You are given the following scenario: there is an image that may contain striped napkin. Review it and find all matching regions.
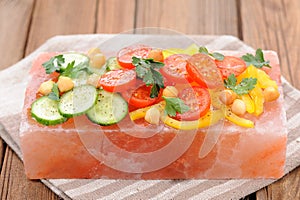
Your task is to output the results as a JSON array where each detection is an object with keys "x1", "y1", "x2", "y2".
[{"x1": 0, "y1": 34, "x2": 299, "y2": 200}]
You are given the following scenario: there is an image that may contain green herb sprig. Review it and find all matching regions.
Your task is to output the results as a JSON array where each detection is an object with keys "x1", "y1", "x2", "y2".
[
  {"x1": 224, "y1": 74, "x2": 257, "y2": 95},
  {"x1": 48, "y1": 83, "x2": 60, "y2": 101},
  {"x1": 132, "y1": 57, "x2": 165, "y2": 98},
  {"x1": 199, "y1": 46, "x2": 224, "y2": 61},
  {"x1": 241, "y1": 48, "x2": 271, "y2": 68},
  {"x1": 163, "y1": 97, "x2": 190, "y2": 117},
  {"x1": 42, "y1": 55, "x2": 65, "y2": 74}
]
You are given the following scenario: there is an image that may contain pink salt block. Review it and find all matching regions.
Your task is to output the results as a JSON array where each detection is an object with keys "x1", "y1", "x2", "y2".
[{"x1": 20, "y1": 51, "x2": 287, "y2": 179}]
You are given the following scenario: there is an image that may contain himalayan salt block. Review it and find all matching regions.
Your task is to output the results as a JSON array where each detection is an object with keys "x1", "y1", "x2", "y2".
[{"x1": 20, "y1": 51, "x2": 287, "y2": 179}]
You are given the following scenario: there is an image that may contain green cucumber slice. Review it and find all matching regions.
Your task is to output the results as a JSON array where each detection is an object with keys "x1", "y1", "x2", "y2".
[
  {"x1": 31, "y1": 96, "x2": 66, "y2": 126},
  {"x1": 106, "y1": 57, "x2": 122, "y2": 71},
  {"x1": 87, "y1": 90, "x2": 128, "y2": 126},
  {"x1": 60, "y1": 53, "x2": 89, "y2": 71},
  {"x1": 58, "y1": 85, "x2": 98, "y2": 117}
]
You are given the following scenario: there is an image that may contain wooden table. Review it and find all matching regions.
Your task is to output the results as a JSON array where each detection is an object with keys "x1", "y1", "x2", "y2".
[{"x1": 0, "y1": 0, "x2": 299, "y2": 199}]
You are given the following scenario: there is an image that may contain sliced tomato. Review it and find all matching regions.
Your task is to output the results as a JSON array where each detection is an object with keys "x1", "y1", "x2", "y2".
[
  {"x1": 175, "y1": 86, "x2": 211, "y2": 121},
  {"x1": 186, "y1": 53, "x2": 223, "y2": 89},
  {"x1": 160, "y1": 54, "x2": 193, "y2": 83},
  {"x1": 117, "y1": 44, "x2": 152, "y2": 69},
  {"x1": 99, "y1": 69, "x2": 136, "y2": 92},
  {"x1": 215, "y1": 56, "x2": 247, "y2": 79},
  {"x1": 122, "y1": 82, "x2": 160, "y2": 108}
]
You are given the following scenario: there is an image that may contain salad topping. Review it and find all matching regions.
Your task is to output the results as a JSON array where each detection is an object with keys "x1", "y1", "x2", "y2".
[{"x1": 30, "y1": 44, "x2": 280, "y2": 130}]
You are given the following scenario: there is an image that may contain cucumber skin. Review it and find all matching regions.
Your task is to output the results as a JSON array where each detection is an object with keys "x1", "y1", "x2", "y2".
[
  {"x1": 58, "y1": 85, "x2": 98, "y2": 118},
  {"x1": 106, "y1": 57, "x2": 122, "y2": 71},
  {"x1": 31, "y1": 97, "x2": 66, "y2": 126},
  {"x1": 86, "y1": 90, "x2": 128, "y2": 126}
]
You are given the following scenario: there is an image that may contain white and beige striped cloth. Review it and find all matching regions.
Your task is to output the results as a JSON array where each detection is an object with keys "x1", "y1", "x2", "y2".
[{"x1": 0, "y1": 34, "x2": 299, "y2": 200}]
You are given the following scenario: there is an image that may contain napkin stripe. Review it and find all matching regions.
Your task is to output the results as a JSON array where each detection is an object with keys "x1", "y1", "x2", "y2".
[
  {"x1": 148, "y1": 180, "x2": 207, "y2": 200},
  {"x1": 98, "y1": 180, "x2": 161, "y2": 200},
  {"x1": 66, "y1": 179, "x2": 116, "y2": 197},
  {"x1": 188, "y1": 180, "x2": 248, "y2": 200}
]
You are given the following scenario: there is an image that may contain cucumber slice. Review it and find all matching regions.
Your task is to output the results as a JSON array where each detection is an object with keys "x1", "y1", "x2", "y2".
[
  {"x1": 87, "y1": 90, "x2": 128, "y2": 126},
  {"x1": 106, "y1": 57, "x2": 122, "y2": 71},
  {"x1": 31, "y1": 96, "x2": 66, "y2": 126},
  {"x1": 60, "y1": 53, "x2": 89, "y2": 71},
  {"x1": 58, "y1": 85, "x2": 98, "y2": 117}
]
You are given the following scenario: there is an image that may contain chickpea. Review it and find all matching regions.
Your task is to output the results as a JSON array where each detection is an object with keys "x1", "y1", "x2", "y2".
[
  {"x1": 163, "y1": 86, "x2": 178, "y2": 97},
  {"x1": 231, "y1": 99, "x2": 247, "y2": 116},
  {"x1": 219, "y1": 89, "x2": 237, "y2": 105},
  {"x1": 148, "y1": 49, "x2": 164, "y2": 62},
  {"x1": 87, "y1": 47, "x2": 101, "y2": 58},
  {"x1": 90, "y1": 53, "x2": 106, "y2": 68},
  {"x1": 38, "y1": 80, "x2": 54, "y2": 95},
  {"x1": 57, "y1": 76, "x2": 74, "y2": 92},
  {"x1": 263, "y1": 86, "x2": 280, "y2": 102},
  {"x1": 87, "y1": 73, "x2": 101, "y2": 88},
  {"x1": 145, "y1": 107, "x2": 161, "y2": 125}
]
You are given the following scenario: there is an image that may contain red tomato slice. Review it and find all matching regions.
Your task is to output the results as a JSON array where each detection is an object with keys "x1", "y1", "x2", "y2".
[
  {"x1": 175, "y1": 86, "x2": 211, "y2": 121},
  {"x1": 117, "y1": 44, "x2": 152, "y2": 69},
  {"x1": 99, "y1": 69, "x2": 136, "y2": 92},
  {"x1": 186, "y1": 53, "x2": 223, "y2": 89},
  {"x1": 215, "y1": 56, "x2": 247, "y2": 79},
  {"x1": 122, "y1": 83, "x2": 160, "y2": 108},
  {"x1": 160, "y1": 54, "x2": 193, "y2": 83}
]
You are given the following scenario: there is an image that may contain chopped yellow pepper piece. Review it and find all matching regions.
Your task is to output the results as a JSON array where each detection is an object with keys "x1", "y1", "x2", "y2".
[
  {"x1": 240, "y1": 94, "x2": 255, "y2": 114},
  {"x1": 129, "y1": 101, "x2": 165, "y2": 121},
  {"x1": 249, "y1": 86, "x2": 264, "y2": 116},
  {"x1": 256, "y1": 69, "x2": 278, "y2": 89},
  {"x1": 162, "y1": 44, "x2": 199, "y2": 58},
  {"x1": 224, "y1": 107, "x2": 254, "y2": 128},
  {"x1": 161, "y1": 110, "x2": 224, "y2": 130}
]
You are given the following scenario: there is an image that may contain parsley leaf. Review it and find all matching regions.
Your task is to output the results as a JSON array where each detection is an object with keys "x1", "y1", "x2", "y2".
[
  {"x1": 199, "y1": 46, "x2": 224, "y2": 61},
  {"x1": 241, "y1": 48, "x2": 271, "y2": 68},
  {"x1": 132, "y1": 57, "x2": 165, "y2": 98},
  {"x1": 42, "y1": 55, "x2": 65, "y2": 74},
  {"x1": 163, "y1": 97, "x2": 190, "y2": 117},
  {"x1": 61, "y1": 61, "x2": 91, "y2": 78},
  {"x1": 224, "y1": 74, "x2": 257, "y2": 95},
  {"x1": 48, "y1": 83, "x2": 60, "y2": 101}
]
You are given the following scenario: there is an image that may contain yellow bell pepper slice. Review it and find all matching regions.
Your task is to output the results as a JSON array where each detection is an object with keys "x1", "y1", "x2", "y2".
[
  {"x1": 129, "y1": 101, "x2": 165, "y2": 121},
  {"x1": 249, "y1": 86, "x2": 264, "y2": 116},
  {"x1": 224, "y1": 107, "x2": 254, "y2": 128},
  {"x1": 162, "y1": 44, "x2": 200, "y2": 58},
  {"x1": 256, "y1": 69, "x2": 278, "y2": 89},
  {"x1": 240, "y1": 94, "x2": 255, "y2": 114},
  {"x1": 209, "y1": 89, "x2": 224, "y2": 109},
  {"x1": 237, "y1": 65, "x2": 258, "y2": 83},
  {"x1": 161, "y1": 110, "x2": 224, "y2": 130}
]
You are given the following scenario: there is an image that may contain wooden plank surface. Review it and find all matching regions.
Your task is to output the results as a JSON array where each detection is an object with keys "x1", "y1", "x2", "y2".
[
  {"x1": 97, "y1": 0, "x2": 136, "y2": 33},
  {"x1": 0, "y1": 0, "x2": 34, "y2": 70},
  {"x1": 135, "y1": 0, "x2": 239, "y2": 36},
  {"x1": 0, "y1": 0, "x2": 299, "y2": 199},
  {"x1": 25, "y1": 0, "x2": 97, "y2": 55}
]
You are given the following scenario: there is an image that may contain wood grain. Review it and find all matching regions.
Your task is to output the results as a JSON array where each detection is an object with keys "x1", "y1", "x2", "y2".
[
  {"x1": 241, "y1": 0, "x2": 300, "y2": 89},
  {"x1": 25, "y1": 0, "x2": 97, "y2": 55},
  {"x1": 0, "y1": 0, "x2": 34, "y2": 70},
  {"x1": 256, "y1": 168, "x2": 300, "y2": 200},
  {"x1": 0, "y1": 148, "x2": 60, "y2": 200},
  {"x1": 0, "y1": 139, "x2": 5, "y2": 170},
  {"x1": 97, "y1": 0, "x2": 136, "y2": 33},
  {"x1": 135, "y1": 0, "x2": 239, "y2": 36}
]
